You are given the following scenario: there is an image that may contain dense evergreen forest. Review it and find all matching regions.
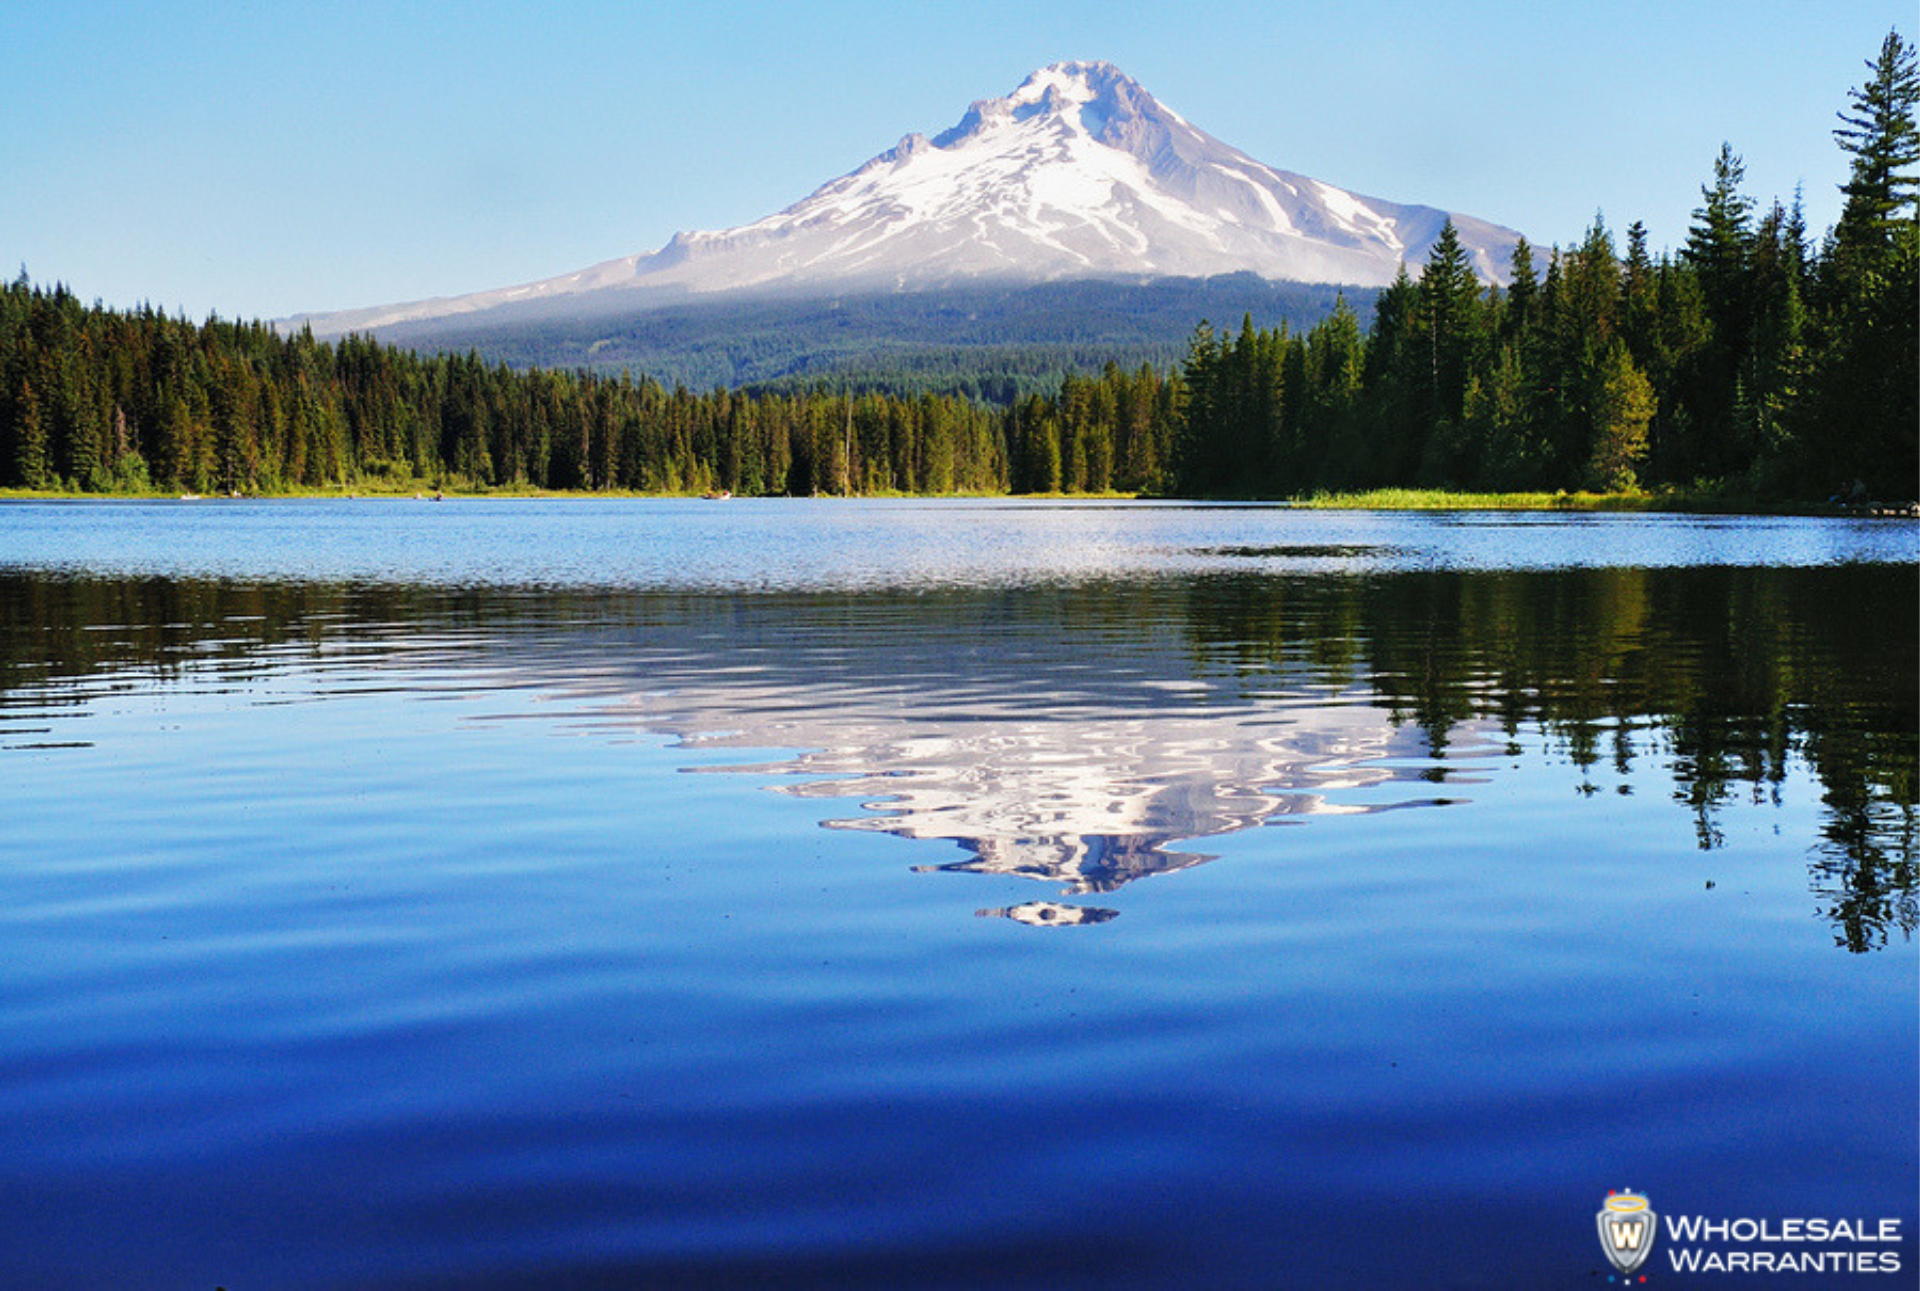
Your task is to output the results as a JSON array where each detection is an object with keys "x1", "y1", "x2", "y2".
[{"x1": 3, "y1": 31, "x2": 1913, "y2": 501}]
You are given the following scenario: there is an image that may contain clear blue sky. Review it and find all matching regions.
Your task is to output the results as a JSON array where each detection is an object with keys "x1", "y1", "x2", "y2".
[{"x1": 2, "y1": 0, "x2": 1907, "y2": 320}]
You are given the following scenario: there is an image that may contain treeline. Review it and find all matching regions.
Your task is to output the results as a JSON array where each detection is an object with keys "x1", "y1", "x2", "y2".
[
  {"x1": 741, "y1": 342, "x2": 1191, "y2": 404},
  {"x1": 0, "y1": 295, "x2": 1013, "y2": 496},
  {"x1": 2, "y1": 30, "x2": 1912, "y2": 500}
]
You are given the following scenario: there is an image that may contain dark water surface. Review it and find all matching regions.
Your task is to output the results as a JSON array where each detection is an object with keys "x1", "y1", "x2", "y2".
[{"x1": 1, "y1": 500, "x2": 1914, "y2": 1288}]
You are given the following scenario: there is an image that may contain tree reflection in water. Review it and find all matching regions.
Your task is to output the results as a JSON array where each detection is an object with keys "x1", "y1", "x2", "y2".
[{"x1": 1, "y1": 561, "x2": 1911, "y2": 947}]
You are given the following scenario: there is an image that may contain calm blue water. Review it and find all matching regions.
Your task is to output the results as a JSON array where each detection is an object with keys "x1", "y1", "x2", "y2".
[{"x1": 1, "y1": 500, "x2": 1914, "y2": 1289}]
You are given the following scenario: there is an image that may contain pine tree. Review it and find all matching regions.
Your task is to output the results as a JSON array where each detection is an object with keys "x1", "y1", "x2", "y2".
[
  {"x1": 1502, "y1": 236, "x2": 1538, "y2": 346},
  {"x1": 1646, "y1": 256, "x2": 1710, "y2": 486},
  {"x1": 1415, "y1": 219, "x2": 1484, "y2": 437},
  {"x1": 1831, "y1": 30, "x2": 1920, "y2": 272},
  {"x1": 1354, "y1": 264, "x2": 1422, "y2": 485},
  {"x1": 1463, "y1": 343, "x2": 1534, "y2": 487},
  {"x1": 1677, "y1": 145, "x2": 1757, "y2": 481},
  {"x1": 1175, "y1": 320, "x2": 1221, "y2": 491},
  {"x1": 1809, "y1": 28, "x2": 1920, "y2": 497},
  {"x1": 1685, "y1": 145, "x2": 1757, "y2": 325},
  {"x1": 1621, "y1": 222, "x2": 1659, "y2": 362},
  {"x1": 1537, "y1": 217, "x2": 1626, "y2": 481},
  {"x1": 1742, "y1": 202, "x2": 1810, "y2": 477},
  {"x1": 1586, "y1": 341, "x2": 1656, "y2": 491},
  {"x1": 13, "y1": 374, "x2": 50, "y2": 489}
]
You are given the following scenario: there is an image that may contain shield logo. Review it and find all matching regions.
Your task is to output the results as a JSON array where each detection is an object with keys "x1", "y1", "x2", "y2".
[{"x1": 1597, "y1": 1192, "x2": 1657, "y2": 1274}]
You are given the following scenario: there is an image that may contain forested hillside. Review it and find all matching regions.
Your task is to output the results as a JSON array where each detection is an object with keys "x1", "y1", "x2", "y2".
[
  {"x1": 3, "y1": 31, "x2": 1912, "y2": 501},
  {"x1": 365, "y1": 275, "x2": 1366, "y2": 398}
]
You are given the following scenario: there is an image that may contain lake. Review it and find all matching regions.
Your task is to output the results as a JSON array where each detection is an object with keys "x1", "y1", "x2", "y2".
[{"x1": 1, "y1": 499, "x2": 1914, "y2": 1289}]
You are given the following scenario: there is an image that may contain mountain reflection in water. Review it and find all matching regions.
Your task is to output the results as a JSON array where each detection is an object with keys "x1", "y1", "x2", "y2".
[
  {"x1": 1, "y1": 562, "x2": 1912, "y2": 947},
  {"x1": 620, "y1": 664, "x2": 1469, "y2": 922}
]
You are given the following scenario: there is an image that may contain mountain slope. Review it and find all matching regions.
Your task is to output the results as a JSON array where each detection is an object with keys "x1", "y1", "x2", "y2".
[
  {"x1": 287, "y1": 62, "x2": 1523, "y2": 340},
  {"x1": 368, "y1": 275, "x2": 1374, "y2": 397}
]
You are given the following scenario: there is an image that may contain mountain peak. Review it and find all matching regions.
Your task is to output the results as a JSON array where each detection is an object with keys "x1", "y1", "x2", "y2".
[
  {"x1": 283, "y1": 63, "x2": 1525, "y2": 338},
  {"x1": 933, "y1": 60, "x2": 1171, "y2": 152},
  {"x1": 1011, "y1": 60, "x2": 1141, "y2": 104}
]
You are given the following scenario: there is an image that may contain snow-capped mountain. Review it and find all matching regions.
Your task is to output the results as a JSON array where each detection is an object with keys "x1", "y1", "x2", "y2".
[{"x1": 289, "y1": 62, "x2": 1523, "y2": 338}]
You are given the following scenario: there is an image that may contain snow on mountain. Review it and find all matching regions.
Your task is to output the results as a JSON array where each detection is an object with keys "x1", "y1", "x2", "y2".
[{"x1": 288, "y1": 62, "x2": 1523, "y2": 337}]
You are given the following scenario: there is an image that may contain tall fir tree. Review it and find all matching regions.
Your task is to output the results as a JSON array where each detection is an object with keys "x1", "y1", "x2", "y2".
[
  {"x1": 1676, "y1": 144, "x2": 1757, "y2": 482},
  {"x1": 1414, "y1": 220, "x2": 1485, "y2": 444},
  {"x1": 1831, "y1": 30, "x2": 1920, "y2": 271},
  {"x1": 1809, "y1": 28, "x2": 1919, "y2": 496}
]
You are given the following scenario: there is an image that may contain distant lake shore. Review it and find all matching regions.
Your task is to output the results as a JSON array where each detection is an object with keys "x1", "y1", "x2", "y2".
[{"x1": 2, "y1": 484, "x2": 1907, "y2": 517}]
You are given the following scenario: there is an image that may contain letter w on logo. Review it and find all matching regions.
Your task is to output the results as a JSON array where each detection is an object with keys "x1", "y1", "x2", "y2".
[{"x1": 1605, "y1": 1218, "x2": 1647, "y2": 1251}]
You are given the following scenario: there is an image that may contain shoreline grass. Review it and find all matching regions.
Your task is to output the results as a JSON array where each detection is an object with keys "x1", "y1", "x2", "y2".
[
  {"x1": 0, "y1": 483, "x2": 1891, "y2": 516},
  {"x1": 1288, "y1": 486, "x2": 1917, "y2": 515},
  {"x1": 1294, "y1": 487, "x2": 1673, "y2": 511}
]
